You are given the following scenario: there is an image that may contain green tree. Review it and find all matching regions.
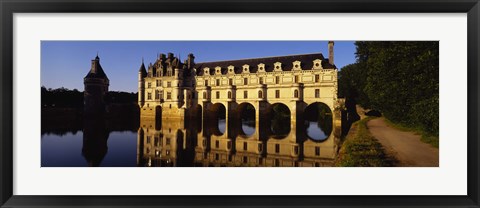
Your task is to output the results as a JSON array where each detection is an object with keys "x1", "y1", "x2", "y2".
[{"x1": 355, "y1": 41, "x2": 439, "y2": 135}]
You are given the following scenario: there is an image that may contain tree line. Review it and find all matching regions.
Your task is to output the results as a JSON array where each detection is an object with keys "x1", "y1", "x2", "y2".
[
  {"x1": 41, "y1": 86, "x2": 138, "y2": 108},
  {"x1": 339, "y1": 41, "x2": 439, "y2": 135}
]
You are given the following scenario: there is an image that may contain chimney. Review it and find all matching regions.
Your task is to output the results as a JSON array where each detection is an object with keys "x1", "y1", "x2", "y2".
[{"x1": 328, "y1": 41, "x2": 334, "y2": 65}]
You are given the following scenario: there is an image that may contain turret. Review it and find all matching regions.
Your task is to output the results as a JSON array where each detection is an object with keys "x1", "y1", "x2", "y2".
[
  {"x1": 138, "y1": 59, "x2": 147, "y2": 107},
  {"x1": 84, "y1": 55, "x2": 109, "y2": 116}
]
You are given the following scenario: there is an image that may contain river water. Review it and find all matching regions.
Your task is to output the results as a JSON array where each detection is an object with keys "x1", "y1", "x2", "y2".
[{"x1": 41, "y1": 115, "x2": 336, "y2": 167}]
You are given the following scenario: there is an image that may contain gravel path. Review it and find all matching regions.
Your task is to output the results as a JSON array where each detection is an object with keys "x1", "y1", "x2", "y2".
[{"x1": 367, "y1": 118, "x2": 439, "y2": 167}]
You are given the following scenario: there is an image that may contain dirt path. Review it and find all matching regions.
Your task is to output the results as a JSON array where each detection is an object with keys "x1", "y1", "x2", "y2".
[{"x1": 366, "y1": 118, "x2": 439, "y2": 167}]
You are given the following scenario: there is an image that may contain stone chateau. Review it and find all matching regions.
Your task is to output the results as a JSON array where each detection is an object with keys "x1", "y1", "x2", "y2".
[{"x1": 138, "y1": 41, "x2": 341, "y2": 132}]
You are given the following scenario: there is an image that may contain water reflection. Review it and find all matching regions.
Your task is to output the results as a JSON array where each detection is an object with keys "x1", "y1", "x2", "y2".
[
  {"x1": 138, "y1": 112, "x2": 338, "y2": 167},
  {"x1": 41, "y1": 110, "x2": 337, "y2": 167}
]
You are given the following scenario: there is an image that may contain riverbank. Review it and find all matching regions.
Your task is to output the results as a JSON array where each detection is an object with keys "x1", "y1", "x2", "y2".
[
  {"x1": 42, "y1": 103, "x2": 140, "y2": 135},
  {"x1": 335, "y1": 117, "x2": 395, "y2": 167}
]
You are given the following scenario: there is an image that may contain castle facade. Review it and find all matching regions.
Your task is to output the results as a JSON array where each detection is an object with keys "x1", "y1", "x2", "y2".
[{"x1": 138, "y1": 42, "x2": 340, "y2": 130}]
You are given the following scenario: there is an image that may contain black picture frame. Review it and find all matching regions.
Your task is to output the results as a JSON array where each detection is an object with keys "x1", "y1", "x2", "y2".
[{"x1": 1, "y1": 0, "x2": 479, "y2": 207}]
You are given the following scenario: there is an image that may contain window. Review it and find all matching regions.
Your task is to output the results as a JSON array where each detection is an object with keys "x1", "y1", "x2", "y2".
[
  {"x1": 159, "y1": 91, "x2": 163, "y2": 99},
  {"x1": 148, "y1": 82, "x2": 151, "y2": 88},
  {"x1": 203, "y1": 92, "x2": 207, "y2": 99},
  {"x1": 216, "y1": 79, "x2": 220, "y2": 86},
  {"x1": 215, "y1": 154, "x2": 219, "y2": 161},
  {"x1": 228, "y1": 91, "x2": 232, "y2": 99},
  {"x1": 216, "y1": 91, "x2": 220, "y2": 99},
  {"x1": 275, "y1": 90, "x2": 280, "y2": 98},
  {"x1": 258, "y1": 143, "x2": 263, "y2": 152},
  {"x1": 167, "y1": 92, "x2": 172, "y2": 100},
  {"x1": 274, "y1": 159, "x2": 280, "y2": 167},
  {"x1": 244, "y1": 91, "x2": 248, "y2": 99},
  {"x1": 204, "y1": 80, "x2": 208, "y2": 86},
  {"x1": 227, "y1": 141, "x2": 232, "y2": 149},
  {"x1": 243, "y1": 156, "x2": 247, "y2": 163},
  {"x1": 147, "y1": 93, "x2": 152, "y2": 100},
  {"x1": 294, "y1": 146, "x2": 299, "y2": 155},
  {"x1": 154, "y1": 136, "x2": 159, "y2": 146},
  {"x1": 167, "y1": 82, "x2": 171, "y2": 87},
  {"x1": 243, "y1": 78, "x2": 248, "y2": 85},
  {"x1": 275, "y1": 144, "x2": 280, "y2": 153},
  {"x1": 229, "y1": 78, "x2": 233, "y2": 85},
  {"x1": 146, "y1": 136, "x2": 151, "y2": 144},
  {"x1": 156, "y1": 80, "x2": 161, "y2": 87},
  {"x1": 215, "y1": 140, "x2": 219, "y2": 148},
  {"x1": 315, "y1": 89, "x2": 320, "y2": 98},
  {"x1": 275, "y1": 76, "x2": 280, "y2": 84},
  {"x1": 315, "y1": 147, "x2": 320, "y2": 156},
  {"x1": 258, "y1": 90, "x2": 263, "y2": 99},
  {"x1": 315, "y1": 74, "x2": 320, "y2": 82},
  {"x1": 295, "y1": 75, "x2": 299, "y2": 83},
  {"x1": 294, "y1": 90, "x2": 299, "y2": 98},
  {"x1": 166, "y1": 150, "x2": 170, "y2": 155},
  {"x1": 166, "y1": 138, "x2": 171, "y2": 145},
  {"x1": 243, "y1": 142, "x2": 247, "y2": 150},
  {"x1": 259, "y1": 77, "x2": 263, "y2": 84},
  {"x1": 155, "y1": 90, "x2": 159, "y2": 100}
]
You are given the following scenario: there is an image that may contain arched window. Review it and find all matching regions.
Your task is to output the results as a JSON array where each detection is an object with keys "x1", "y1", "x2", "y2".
[
  {"x1": 228, "y1": 91, "x2": 232, "y2": 99},
  {"x1": 258, "y1": 90, "x2": 263, "y2": 98},
  {"x1": 294, "y1": 90, "x2": 299, "y2": 98}
]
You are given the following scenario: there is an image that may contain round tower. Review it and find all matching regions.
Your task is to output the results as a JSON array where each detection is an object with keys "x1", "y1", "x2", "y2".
[{"x1": 84, "y1": 55, "x2": 109, "y2": 116}]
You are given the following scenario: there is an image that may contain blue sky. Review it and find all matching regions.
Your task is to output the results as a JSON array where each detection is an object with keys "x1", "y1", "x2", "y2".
[{"x1": 41, "y1": 41, "x2": 356, "y2": 93}]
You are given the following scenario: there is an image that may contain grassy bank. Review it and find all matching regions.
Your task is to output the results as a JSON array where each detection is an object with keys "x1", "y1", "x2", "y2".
[
  {"x1": 382, "y1": 118, "x2": 439, "y2": 148},
  {"x1": 336, "y1": 117, "x2": 394, "y2": 167}
]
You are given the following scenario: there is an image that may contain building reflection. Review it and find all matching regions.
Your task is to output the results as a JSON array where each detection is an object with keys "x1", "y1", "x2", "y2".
[
  {"x1": 82, "y1": 117, "x2": 109, "y2": 167},
  {"x1": 137, "y1": 115, "x2": 339, "y2": 167}
]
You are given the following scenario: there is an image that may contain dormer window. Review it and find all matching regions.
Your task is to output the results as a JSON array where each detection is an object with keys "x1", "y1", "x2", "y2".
[
  {"x1": 274, "y1": 62, "x2": 282, "y2": 71},
  {"x1": 243, "y1": 64, "x2": 250, "y2": 73},
  {"x1": 313, "y1": 59, "x2": 323, "y2": 70},
  {"x1": 228, "y1": 65, "x2": 235, "y2": 74},
  {"x1": 258, "y1": 63, "x2": 266, "y2": 72},
  {"x1": 292, "y1": 61, "x2": 302, "y2": 70},
  {"x1": 204, "y1": 67, "x2": 210, "y2": 76},
  {"x1": 215, "y1": 66, "x2": 222, "y2": 75}
]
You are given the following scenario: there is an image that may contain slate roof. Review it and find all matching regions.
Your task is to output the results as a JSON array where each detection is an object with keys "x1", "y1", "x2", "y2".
[
  {"x1": 85, "y1": 56, "x2": 109, "y2": 80},
  {"x1": 138, "y1": 62, "x2": 147, "y2": 77},
  {"x1": 193, "y1": 53, "x2": 335, "y2": 76}
]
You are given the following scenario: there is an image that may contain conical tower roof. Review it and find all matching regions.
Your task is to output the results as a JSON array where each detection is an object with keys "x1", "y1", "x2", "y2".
[
  {"x1": 139, "y1": 58, "x2": 147, "y2": 77},
  {"x1": 85, "y1": 55, "x2": 109, "y2": 80}
]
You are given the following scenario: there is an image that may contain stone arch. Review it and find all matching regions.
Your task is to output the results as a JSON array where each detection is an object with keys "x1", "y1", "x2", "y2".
[
  {"x1": 237, "y1": 102, "x2": 256, "y2": 136},
  {"x1": 303, "y1": 102, "x2": 333, "y2": 142},
  {"x1": 209, "y1": 103, "x2": 226, "y2": 135},
  {"x1": 267, "y1": 103, "x2": 291, "y2": 138}
]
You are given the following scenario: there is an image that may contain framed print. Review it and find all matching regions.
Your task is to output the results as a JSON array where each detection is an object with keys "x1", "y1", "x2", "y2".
[{"x1": 1, "y1": 0, "x2": 479, "y2": 207}]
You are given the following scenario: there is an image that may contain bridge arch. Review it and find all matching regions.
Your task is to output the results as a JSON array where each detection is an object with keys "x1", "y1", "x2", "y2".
[
  {"x1": 209, "y1": 102, "x2": 226, "y2": 136},
  {"x1": 267, "y1": 103, "x2": 291, "y2": 138},
  {"x1": 237, "y1": 102, "x2": 256, "y2": 136},
  {"x1": 304, "y1": 102, "x2": 333, "y2": 142}
]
